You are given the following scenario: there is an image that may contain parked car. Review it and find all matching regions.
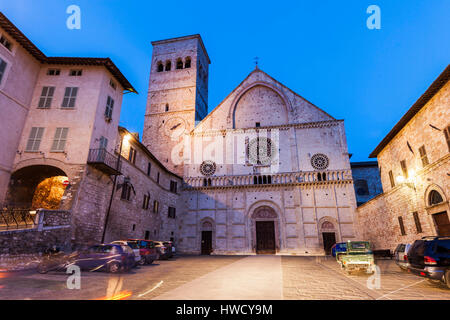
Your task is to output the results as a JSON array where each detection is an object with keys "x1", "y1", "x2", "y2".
[
  {"x1": 407, "y1": 236, "x2": 450, "y2": 288},
  {"x1": 151, "y1": 241, "x2": 171, "y2": 260},
  {"x1": 111, "y1": 240, "x2": 143, "y2": 266},
  {"x1": 38, "y1": 244, "x2": 135, "y2": 273},
  {"x1": 394, "y1": 243, "x2": 412, "y2": 271},
  {"x1": 162, "y1": 241, "x2": 175, "y2": 258},
  {"x1": 337, "y1": 241, "x2": 375, "y2": 274},
  {"x1": 331, "y1": 242, "x2": 347, "y2": 259},
  {"x1": 127, "y1": 239, "x2": 159, "y2": 265}
]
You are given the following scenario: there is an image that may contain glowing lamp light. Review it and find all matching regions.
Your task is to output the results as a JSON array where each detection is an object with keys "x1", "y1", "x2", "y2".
[
  {"x1": 29, "y1": 210, "x2": 37, "y2": 215},
  {"x1": 123, "y1": 134, "x2": 132, "y2": 143},
  {"x1": 396, "y1": 175, "x2": 406, "y2": 184}
]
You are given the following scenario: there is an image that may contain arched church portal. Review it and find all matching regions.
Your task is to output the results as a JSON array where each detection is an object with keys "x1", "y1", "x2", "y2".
[
  {"x1": 251, "y1": 206, "x2": 279, "y2": 254},
  {"x1": 319, "y1": 220, "x2": 338, "y2": 255}
]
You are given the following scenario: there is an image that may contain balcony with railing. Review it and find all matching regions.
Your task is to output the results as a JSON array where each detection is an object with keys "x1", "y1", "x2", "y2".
[
  {"x1": 183, "y1": 169, "x2": 353, "y2": 189},
  {"x1": 87, "y1": 148, "x2": 121, "y2": 175}
]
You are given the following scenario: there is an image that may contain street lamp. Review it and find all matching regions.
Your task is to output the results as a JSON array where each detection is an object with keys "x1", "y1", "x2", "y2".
[
  {"x1": 396, "y1": 172, "x2": 416, "y2": 190},
  {"x1": 101, "y1": 132, "x2": 132, "y2": 243}
]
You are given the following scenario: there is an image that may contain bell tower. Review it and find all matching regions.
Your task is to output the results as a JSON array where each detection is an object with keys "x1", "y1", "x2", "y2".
[{"x1": 142, "y1": 34, "x2": 210, "y2": 176}]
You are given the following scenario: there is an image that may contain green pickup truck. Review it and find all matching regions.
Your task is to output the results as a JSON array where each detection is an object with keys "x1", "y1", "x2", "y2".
[{"x1": 337, "y1": 241, "x2": 375, "y2": 274}]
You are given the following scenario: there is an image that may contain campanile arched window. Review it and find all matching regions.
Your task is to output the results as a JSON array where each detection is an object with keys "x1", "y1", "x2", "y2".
[
  {"x1": 176, "y1": 58, "x2": 183, "y2": 69},
  {"x1": 185, "y1": 57, "x2": 191, "y2": 68},
  {"x1": 165, "y1": 60, "x2": 172, "y2": 71},
  {"x1": 157, "y1": 61, "x2": 164, "y2": 72}
]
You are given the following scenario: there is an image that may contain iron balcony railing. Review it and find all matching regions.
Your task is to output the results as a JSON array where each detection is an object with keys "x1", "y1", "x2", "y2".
[
  {"x1": 0, "y1": 208, "x2": 39, "y2": 231},
  {"x1": 87, "y1": 148, "x2": 122, "y2": 175}
]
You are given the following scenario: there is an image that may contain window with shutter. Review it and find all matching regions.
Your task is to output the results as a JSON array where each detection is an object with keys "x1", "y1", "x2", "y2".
[
  {"x1": 388, "y1": 170, "x2": 395, "y2": 188},
  {"x1": 418, "y1": 145, "x2": 429, "y2": 167},
  {"x1": 0, "y1": 58, "x2": 7, "y2": 84},
  {"x1": 62, "y1": 87, "x2": 78, "y2": 108},
  {"x1": 105, "y1": 96, "x2": 114, "y2": 120},
  {"x1": 51, "y1": 128, "x2": 68, "y2": 152},
  {"x1": 398, "y1": 216, "x2": 406, "y2": 236},
  {"x1": 26, "y1": 127, "x2": 44, "y2": 152},
  {"x1": 400, "y1": 160, "x2": 408, "y2": 179},
  {"x1": 38, "y1": 86, "x2": 55, "y2": 109},
  {"x1": 444, "y1": 126, "x2": 450, "y2": 153}
]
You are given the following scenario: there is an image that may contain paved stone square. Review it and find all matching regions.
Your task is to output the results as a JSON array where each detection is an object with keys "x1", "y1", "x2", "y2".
[{"x1": 0, "y1": 255, "x2": 449, "y2": 300}]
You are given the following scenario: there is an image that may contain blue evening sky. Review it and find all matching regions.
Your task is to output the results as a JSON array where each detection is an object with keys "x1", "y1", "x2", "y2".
[{"x1": 2, "y1": 1, "x2": 449, "y2": 161}]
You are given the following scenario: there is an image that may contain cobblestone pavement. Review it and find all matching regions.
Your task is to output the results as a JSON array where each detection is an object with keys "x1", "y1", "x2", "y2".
[
  {"x1": 0, "y1": 255, "x2": 449, "y2": 300},
  {"x1": 282, "y1": 256, "x2": 450, "y2": 300}
]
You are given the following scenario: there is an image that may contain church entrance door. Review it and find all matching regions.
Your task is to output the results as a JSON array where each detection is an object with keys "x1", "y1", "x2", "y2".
[
  {"x1": 322, "y1": 232, "x2": 336, "y2": 255},
  {"x1": 256, "y1": 221, "x2": 276, "y2": 254},
  {"x1": 201, "y1": 231, "x2": 212, "y2": 255}
]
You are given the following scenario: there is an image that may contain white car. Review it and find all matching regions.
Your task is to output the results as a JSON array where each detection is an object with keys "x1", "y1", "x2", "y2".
[
  {"x1": 111, "y1": 240, "x2": 142, "y2": 265},
  {"x1": 394, "y1": 243, "x2": 412, "y2": 271}
]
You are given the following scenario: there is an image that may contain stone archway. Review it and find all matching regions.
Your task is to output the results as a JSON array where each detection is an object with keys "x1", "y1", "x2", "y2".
[
  {"x1": 251, "y1": 206, "x2": 279, "y2": 254},
  {"x1": 6, "y1": 165, "x2": 69, "y2": 209}
]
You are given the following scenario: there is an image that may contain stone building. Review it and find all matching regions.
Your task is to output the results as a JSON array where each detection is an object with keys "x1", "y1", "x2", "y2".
[
  {"x1": 144, "y1": 35, "x2": 359, "y2": 255},
  {"x1": 356, "y1": 65, "x2": 450, "y2": 251},
  {"x1": 0, "y1": 12, "x2": 182, "y2": 249},
  {"x1": 350, "y1": 161, "x2": 383, "y2": 206}
]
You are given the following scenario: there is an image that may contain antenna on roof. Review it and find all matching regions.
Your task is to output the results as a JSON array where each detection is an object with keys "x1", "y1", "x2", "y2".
[{"x1": 254, "y1": 56, "x2": 259, "y2": 69}]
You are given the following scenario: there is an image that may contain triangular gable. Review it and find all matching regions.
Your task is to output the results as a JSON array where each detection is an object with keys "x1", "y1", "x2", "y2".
[{"x1": 193, "y1": 68, "x2": 335, "y2": 133}]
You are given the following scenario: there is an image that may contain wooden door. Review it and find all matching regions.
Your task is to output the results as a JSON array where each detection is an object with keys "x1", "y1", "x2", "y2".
[
  {"x1": 201, "y1": 231, "x2": 212, "y2": 255},
  {"x1": 322, "y1": 232, "x2": 336, "y2": 255},
  {"x1": 433, "y1": 212, "x2": 450, "y2": 236},
  {"x1": 256, "y1": 221, "x2": 276, "y2": 254}
]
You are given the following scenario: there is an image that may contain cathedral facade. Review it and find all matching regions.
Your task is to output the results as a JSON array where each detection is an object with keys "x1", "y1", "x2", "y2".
[{"x1": 143, "y1": 35, "x2": 359, "y2": 255}]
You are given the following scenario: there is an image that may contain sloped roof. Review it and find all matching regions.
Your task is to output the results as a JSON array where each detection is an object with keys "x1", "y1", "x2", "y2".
[
  {"x1": 0, "y1": 11, "x2": 137, "y2": 93},
  {"x1": 369, "y1": 65, "x2": 450, "y2": 158}
]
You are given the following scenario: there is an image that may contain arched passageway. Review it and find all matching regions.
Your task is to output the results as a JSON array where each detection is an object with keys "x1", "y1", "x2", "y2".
[{"x1": 6, "y1": 165, "x2": 68, "y2": 209}]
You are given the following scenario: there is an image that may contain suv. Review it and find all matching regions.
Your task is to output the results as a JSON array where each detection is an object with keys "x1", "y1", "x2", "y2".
[
  {"x1": 407, "y1": 236, "x2": 450, "y2": 288},
  {"x1": 111, "y1": 240, "x2": 143, "y2": 266},
  {"x1": 338, "y1": 241, "x2": 375, "y2": 274},
  {"x1": 127, "y1": 239, "x2": 159, "y2": 265},
  {"x1": 394, "y1": 243, "x2": 412, "y2": 271}
]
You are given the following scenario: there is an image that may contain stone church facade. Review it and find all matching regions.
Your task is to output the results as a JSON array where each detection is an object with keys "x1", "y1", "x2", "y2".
[{"x1": 143, "y1": 35, "x2": 359, "y2": 255}]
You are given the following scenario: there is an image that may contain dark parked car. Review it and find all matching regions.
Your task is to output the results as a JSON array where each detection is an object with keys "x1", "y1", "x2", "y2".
[
  {"x1": 152, "y1": 241, "x2": 171, "y2": 260},
  {"x1": 407, "y1": 236, "x2": 450, "y2": 288},
  {"x1": 37, "y1": 244, "x2": 135, "y2": 273},
  {"x1": 127, "y1": 239, "x2": 159, "y2": 265}
]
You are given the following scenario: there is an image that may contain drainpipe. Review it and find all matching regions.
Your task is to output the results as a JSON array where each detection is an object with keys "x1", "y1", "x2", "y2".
[{"x1": 101, "y1": 134, "x2": 125, "y2": 243}]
